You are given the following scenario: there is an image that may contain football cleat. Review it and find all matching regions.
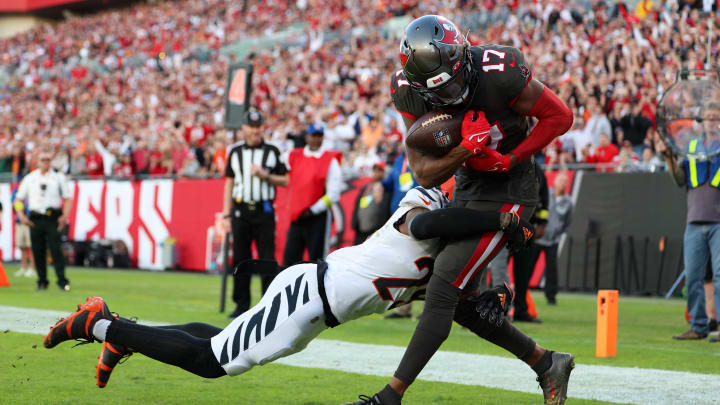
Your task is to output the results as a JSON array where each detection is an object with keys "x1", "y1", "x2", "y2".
[
  {"x1": 342, "y1": 394, "x2": 386, "y2": 405},
  {"x1": 96, "y1": 315, "x2": 135, "y2": 388},
  {"x1": 96, "y1": 341, "x2": 132, "y2": 388},
  {"x1": 537, "y1": 352, "x2": 575, "y2": 405},
  {"x1": 43, "y1": 296, "x2": 113, "y2": 349}
]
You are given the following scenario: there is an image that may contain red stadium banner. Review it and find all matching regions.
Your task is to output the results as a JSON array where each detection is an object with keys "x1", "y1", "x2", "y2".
[
  {"x1": 0, "y1": 0, "x2": 85, "y2": 12},
  {"x1": 0, "y1": 178, "x2": 365, "y2": 271}
]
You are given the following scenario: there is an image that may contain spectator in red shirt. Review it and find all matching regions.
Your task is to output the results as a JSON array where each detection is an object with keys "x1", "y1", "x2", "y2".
[
  {"x1": 85, "y1": 143, "x2": 104, "y2": 177},
  {"x1": 114, "y1": 152, "x2": 135, "y2": 178},
  {"x1": 148, "y1": 152, "x2": 168, "y2": 176},
  {"x1": 133, "y1": 141, "x2": 150, "y2": 173},
  {"x1": 586, "y1": 133, "x2": 619, "y2": 172}
]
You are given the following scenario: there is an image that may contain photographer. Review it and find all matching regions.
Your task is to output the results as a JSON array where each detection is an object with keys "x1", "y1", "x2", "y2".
[{"x1": 659, "y1": 102, "x2": 720, "y2": 341}]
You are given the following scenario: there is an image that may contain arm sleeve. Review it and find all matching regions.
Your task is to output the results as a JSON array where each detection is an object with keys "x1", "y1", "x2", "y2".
[
  {"x1": 224, "y1": 148, "x2": 235, "y2": 178},
  {"x1": 408, "y1": 208, "x2": 503, "y2": 240},
  {"x1": 511, "y1": 86, "x2": 574, "y2": 162},
  {"x1": 270, "y1": 148, "x2": 289, "y2": 175},
  {"x1": 59, "y1": 173, "x2": 72, "y2": 199},
  {"x1": 15, "y1": 175, "x2": 28, "y2": 201},
  {"x1": 309, "y1": 158, "x2": 342, "y2": 214}
]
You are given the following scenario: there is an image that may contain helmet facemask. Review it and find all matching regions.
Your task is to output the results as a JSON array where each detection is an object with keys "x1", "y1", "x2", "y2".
[{"x1": 413, "y1": 49, "x2": 472, "y2": 106}]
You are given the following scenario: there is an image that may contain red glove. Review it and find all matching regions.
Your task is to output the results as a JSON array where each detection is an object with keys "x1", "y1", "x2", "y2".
[
  {"x1": 459, "y1": 110, "x2": 491, "y2": 154},
  {"x1": 466, "y1": 146, "x2": 512, "y2": 172}
]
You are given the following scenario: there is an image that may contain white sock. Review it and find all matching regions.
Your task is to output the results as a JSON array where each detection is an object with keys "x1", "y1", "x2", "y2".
[{"x1": 92, "y1": 319, "x2": 112, "y2": 342}]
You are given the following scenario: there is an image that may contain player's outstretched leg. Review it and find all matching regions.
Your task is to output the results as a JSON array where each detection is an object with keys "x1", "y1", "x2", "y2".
[
  {"x1": 100, "y1": 318, "x2": 227, "y2": 378},
  {"x1": 96, "y1": 321, "x2": 223, "y2": 388},
  {"x1": 44, "y1": 296, "x2": 114, "y2": 348}
]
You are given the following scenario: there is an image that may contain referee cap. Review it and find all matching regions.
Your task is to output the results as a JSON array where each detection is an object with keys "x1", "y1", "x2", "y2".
[{"x1": 243, "y1": 110, "x2": 264, "y2": 127}]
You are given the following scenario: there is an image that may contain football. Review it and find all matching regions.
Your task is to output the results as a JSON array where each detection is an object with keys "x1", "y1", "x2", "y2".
[{"x1": 405, "y1": 110, "x2": 464, "y2": 157}]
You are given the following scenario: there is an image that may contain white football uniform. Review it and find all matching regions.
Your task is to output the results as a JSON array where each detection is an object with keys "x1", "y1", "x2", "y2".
[
  {"x1": 211, "y1": 187, "x2": 447, "y2": 376},
  {"x1": 324, "y1": 187, "x2": 446, "y2": 323}
]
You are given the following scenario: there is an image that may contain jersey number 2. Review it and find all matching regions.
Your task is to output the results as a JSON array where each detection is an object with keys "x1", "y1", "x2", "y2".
[
  {"x1": 373, "y1": 257, "x2": 434, "y2": 309},
  {"x1": 482, "y1": 49, "x2": 506, "y2": 72}
]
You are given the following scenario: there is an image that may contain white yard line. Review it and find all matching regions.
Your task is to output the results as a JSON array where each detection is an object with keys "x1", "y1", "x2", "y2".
[{"x1": 2, "y1": 305, "x2": 717, "y2": 405}]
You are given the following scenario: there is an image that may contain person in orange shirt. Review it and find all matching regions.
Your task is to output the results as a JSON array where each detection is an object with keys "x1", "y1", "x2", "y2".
[{"x1": 361, "y1": 115, "x2": 384, "y2": 150}]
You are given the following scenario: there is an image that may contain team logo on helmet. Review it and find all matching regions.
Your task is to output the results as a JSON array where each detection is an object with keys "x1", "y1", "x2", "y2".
[
  {"x1": 436, "y1": 16, "x2": 463, "y2": 45},
  {"x1": 433, "y1": 128, "x2": 452, "y2": 147},
  {"x1": 399, "y1": 40, "x2": 411, "y2": 67}
]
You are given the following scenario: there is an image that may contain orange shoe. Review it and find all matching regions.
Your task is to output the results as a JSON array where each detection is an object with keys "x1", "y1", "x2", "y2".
[
  {"x1": 96, "y1": 340, "x2": 132, "y2": 388},
  {"x1": 43, "y1": 296, "x2": 113, "y2": 349}
]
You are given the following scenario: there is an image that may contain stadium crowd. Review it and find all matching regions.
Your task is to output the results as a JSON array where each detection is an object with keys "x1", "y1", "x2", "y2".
[{"x1": 0, "y1": 0, "x2": 716, "y2": 181}]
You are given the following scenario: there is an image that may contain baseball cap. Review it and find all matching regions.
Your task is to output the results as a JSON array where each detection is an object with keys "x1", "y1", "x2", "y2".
[
  {"x1": 372, "y1": 161, "x2": 386, "y2": 170},
  {"x1": 243, "y1": 110, "x2": 264, "y2": 127},
  {"x1": 307, "y1": 123, "x2": 324, "y2": 135}
]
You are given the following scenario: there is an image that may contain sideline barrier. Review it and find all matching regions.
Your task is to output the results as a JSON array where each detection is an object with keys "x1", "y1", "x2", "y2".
[{"x1": 0, "y1": 177, "x2": 366, "y2": 271}]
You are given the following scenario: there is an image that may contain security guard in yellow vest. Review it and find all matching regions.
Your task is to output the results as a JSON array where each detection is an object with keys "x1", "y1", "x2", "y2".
[
  {"x1": 14, "y1": 148, "x2": 73, "y2": 291},
  {"x1": 660, "y1": 101, "x2": 720, "y2": 341}
]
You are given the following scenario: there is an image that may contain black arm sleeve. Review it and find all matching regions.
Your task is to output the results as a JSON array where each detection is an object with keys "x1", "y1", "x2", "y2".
[{"x1": 408, "y1": 208, "x2": 503, "y2": 240}]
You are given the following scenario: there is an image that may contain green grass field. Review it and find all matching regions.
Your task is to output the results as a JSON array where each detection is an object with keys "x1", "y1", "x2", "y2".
[{"x1": 1, "y1": 264, "x2": 718, "y2": 405}]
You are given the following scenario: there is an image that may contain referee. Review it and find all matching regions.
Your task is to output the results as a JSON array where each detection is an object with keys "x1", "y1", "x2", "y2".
[
  {"x1": 14, "y1": 148, "x2": 73, "y2": 291},
  {"x1": 223, "y1": 110, "x2": 288, "y2": 318}
]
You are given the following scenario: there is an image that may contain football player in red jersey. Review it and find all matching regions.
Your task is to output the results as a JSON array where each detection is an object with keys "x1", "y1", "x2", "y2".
[{"x1": 346, "y1": 15, "x2": 575, "y2": 405}]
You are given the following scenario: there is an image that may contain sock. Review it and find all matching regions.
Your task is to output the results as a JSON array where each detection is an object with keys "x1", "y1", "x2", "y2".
[
  {"x1": 92, "y1": 319, "x2": 112, "y2": 342},
  {"x1": 106, "y1": 319, "x2": 226, "y2": 378},
  {"x1": 532, "y1": 350, "x2": 554, "y2": 376},
  {"x1": 376, "y1": 384, "x2": 402, "y2": 405}
]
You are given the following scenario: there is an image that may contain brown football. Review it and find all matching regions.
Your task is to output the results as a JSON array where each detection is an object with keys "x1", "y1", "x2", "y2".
[{"x1": 405, "y1": 110, "x2": 464, "y2": 157}]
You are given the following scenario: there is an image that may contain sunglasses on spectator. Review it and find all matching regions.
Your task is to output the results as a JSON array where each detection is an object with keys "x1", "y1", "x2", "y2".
[{"x1": 39, "y1": 158, "x2": 51, "y2": 161}]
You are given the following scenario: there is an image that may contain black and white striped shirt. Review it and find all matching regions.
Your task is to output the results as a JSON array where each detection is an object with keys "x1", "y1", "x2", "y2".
[{"x1": 225, "y1": 141, "x2": 287, "y2": 203}]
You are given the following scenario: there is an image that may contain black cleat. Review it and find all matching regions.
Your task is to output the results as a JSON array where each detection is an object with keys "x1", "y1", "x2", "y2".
[
  {"x1": 537, "y1": 352, "x2": 574, "y2": 404},
  {"x1": 342, "y1": 394, "x2": 385, "y2": 405},
  {"x1": 96, "y1": 315, "x2": 136, "y2": 388}
]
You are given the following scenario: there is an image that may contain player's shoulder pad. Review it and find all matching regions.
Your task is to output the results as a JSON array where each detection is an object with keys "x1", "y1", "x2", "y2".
[
  {"x1": 399, "y1": 186, "x2": 448, "y2": 211},
  {"x1": 472, "y1": 44, "x2": 532, "y2": 100},
  {"x1": 390, "y1": 70, "x2": 428, "y2": 121}
]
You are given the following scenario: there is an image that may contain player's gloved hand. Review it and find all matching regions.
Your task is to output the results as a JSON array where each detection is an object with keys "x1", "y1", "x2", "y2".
[
  {"x1": 460, "y1": 110, "x2": 491, "y2": 154},
  {"x1": 465, "y1": 146, "x2": 512, "y2": 172},
  {"x1": 501, "y1": 212, "x2": 535, "y2": 253},
  {"x1": 475, "y1": 282, "x2": 514, "y2": 327}
]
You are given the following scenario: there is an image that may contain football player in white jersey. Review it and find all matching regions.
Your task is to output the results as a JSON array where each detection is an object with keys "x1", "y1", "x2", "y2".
[{"x1": 42, "y1": 187, "x2": 538, "y2": 388}]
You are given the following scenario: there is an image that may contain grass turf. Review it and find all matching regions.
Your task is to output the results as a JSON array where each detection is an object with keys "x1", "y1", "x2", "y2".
[{"x1": 1, "y1": 264, "x2": 718, "y2": 404}]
